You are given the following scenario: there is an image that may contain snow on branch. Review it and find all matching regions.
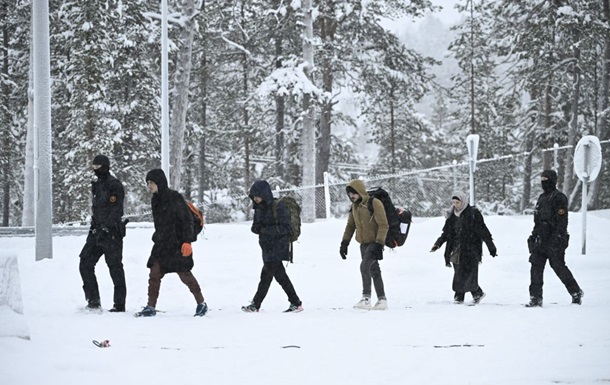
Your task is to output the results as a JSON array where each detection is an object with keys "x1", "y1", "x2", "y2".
[{"x1": 256, "y1": 57, "x2": 322, "y2": 99}]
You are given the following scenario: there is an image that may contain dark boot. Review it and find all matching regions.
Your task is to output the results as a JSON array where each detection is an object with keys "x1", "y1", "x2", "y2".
[
  {"x1": 454, "y1": 293, "x2": 465, "y2": 304},
  {"x1": 571, "y1": 290, "x2": 584, "y2": 305},
  {"x1": 109, "y1": 304, "x2": 125, "y2": 312},
  {"x1": 525, "y1": 296, "x2": 543, "y2": 307},
  {"x1": 86, "y1": 299, "x2": 101, "y2": 310},
  {"x1": 472, "y1": 289, "x2": 486, "y2": 304}
]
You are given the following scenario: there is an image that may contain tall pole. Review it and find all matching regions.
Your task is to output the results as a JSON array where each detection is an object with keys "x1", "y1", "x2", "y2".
[
  {"x1": 301, "y1": 0, "x2": 316, "y2": 223},
  {"x1": 161, "y1": 0, "x2": 170, "y2": 181},
  {"x1": 581, "y1": 143, "x2": 590, "y2": 255},
  {"x1": 581, "y1": 176, "x2": 588, "y2": 255},
  {"x1": 32, "y1": 0, "x2": 53, "y2": 260}
]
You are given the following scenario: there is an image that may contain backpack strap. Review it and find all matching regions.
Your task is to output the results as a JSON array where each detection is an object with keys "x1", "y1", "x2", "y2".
[
  {"x1": 271, "y1": 199, "x2": 278, "y2": 224},
  {"x1": 367, "y1": 197, "x2": 375, "y2": 214}
]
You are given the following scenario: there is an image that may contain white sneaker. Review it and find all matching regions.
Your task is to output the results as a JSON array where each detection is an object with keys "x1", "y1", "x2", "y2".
[
  {"x1": 372, "y1": 299, "x2": 388, "y2": 310},
  {"x1": 353, "y1": 297, "x2": 371, "y2": 310}
]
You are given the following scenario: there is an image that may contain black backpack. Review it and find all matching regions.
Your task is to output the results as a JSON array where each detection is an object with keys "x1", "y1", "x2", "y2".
[
  {"x1": 366, "y1": 187, "x2": 412, "y2": 249},
  {"x1": 186, "y1": 200, "x2": 204, "y2": 241}
]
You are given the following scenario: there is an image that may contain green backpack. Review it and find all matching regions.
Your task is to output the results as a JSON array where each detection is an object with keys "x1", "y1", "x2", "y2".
[{"x1": 272, "y1": 196, "x2": 301, "y2": 262}]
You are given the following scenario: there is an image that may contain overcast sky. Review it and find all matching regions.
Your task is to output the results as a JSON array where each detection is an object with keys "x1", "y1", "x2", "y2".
[{"x1": 430, "y1": 0, "x2": 461, "y2": 24}]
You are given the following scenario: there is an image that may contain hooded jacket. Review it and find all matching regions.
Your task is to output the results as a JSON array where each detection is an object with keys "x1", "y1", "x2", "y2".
[
  {"x1": 341, "y1": 179, "x2": 389, "y2": 245},
  {"x1": 249, "y1": 180, "x2": 292, "y2": 262},
  {"x1": 146, "y1": 169, "x2": 195, "y2": 273}
]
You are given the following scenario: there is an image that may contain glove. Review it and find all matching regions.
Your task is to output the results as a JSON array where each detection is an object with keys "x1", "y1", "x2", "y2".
[
  {"x1": 445, "y1": 262, "x2": 452, "y2": 268},
  {"x1": 430, "y1": 244, "x2": 439, "y2": 252},
  {"x1": 370, "y1": 242, "x2": 384, "y2": 260},
  {"x1": 489, "y1": 245, "x2": 497, "y2": 257},
  {"x1": 340, "y1": 241, "x2": 349, "y2": 260},
  {"x1": 95, "y1": 226, "x2": 110, "y2": 244},
  {"x1": 527, "y1": 235, "x2": 538, "y2": 254},
  {"x1": 251, "y1": 224, "x2": 261, "y2": 234},
  {"x1": 181, "y1": 243, "x2": 192, "y2": 257}
]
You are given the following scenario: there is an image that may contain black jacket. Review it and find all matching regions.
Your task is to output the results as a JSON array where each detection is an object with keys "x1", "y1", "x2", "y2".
[
  {"x1": 146, "y1": 169, "x2": 195, "y2": 273},
  {"x1": 88, "y1": 172, "x2": 125, "y2": 248},
  {"x1": 434, "y1": 205, "x2": 496, "y2": 266},
  {"x1": 90, "y1": 172, "x2": 124, "y2": 231},
  {"x1": 531, "y1": 188, "x2": 569, "y2": 251},
  {"x1": 249, "y1": 180, "x2": 291, "y2": 263}
]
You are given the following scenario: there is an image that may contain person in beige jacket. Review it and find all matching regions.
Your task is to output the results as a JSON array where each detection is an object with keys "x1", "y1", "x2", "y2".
[{"x1": 340, "y1": 179, "x2": 390, "y2": 310}]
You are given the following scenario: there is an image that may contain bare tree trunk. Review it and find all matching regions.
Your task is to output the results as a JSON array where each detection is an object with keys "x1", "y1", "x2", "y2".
[
  {"x1": 562, "y1": 31, "x2": 581, "y2": 200},
  {"x1": 389, "y1": 86, "x2": 396, "y2": 174},
  {"x1": 1, "y1": 5, "x2": 10, "y2": 226},
  {"x1": 198, "y1": 63, "x2": 207, "y2": 205},
  {"x1": 543, "y1": 81, "x2": 553, "y2": 170},
  {"x1": 23, "y1": 59, "x2": 35, "y2": 226},
  {"x1": 521, "y1": 132, "x2": 535, "y2": 212},
  {"x1": 315, "y1": 0, "x2": 335, "y2": 218},
  {"x1": 169, "y1": 0, "x2": 196, "y2": 191},
  {"x1": 301, "y1": 0, "x2": 316, "y2": 223},
  {"x1": 243, "y1": 50, "x2": 251, "y2": 189},
  {"x1": 197, "y1": 0, "x2": 210, "y2": 207},
  {"x1": 590, "y1": 0, "x2": 610, "y2": 209},
  {"x1": 274, "y1": 34, "x2": 285, "y2": 178}
]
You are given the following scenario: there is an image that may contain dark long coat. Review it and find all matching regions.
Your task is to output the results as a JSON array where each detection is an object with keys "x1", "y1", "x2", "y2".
[
  {"x1": 249, "y1": 180, "x2": 292, "y2": 263},
  {"x1": 146, "y1": 169, "x2": 195, "y2": 273},
  {"x1": 434, "y1": 205, "x2": 495, "y2": 267}
]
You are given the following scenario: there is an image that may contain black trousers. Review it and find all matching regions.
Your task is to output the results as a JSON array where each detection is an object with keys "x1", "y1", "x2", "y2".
[
  {"x1": 252, "y1": 261, "x2": 300, "y2": 308},
  {"x1": 79, "y1": 232, "x2": 127, "y2": 306},
  {"x1": 529, "y1": 247, "x2": 580, "y2": 298}
]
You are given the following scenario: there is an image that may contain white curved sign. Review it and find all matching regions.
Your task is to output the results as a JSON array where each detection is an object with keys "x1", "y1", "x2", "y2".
[{"x1": 574, "y1": 135, "x2": 602, "y2": 182}]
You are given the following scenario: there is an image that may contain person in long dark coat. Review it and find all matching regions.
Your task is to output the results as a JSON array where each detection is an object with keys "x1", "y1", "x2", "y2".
[
  {"x1": 526, "y1": 169, "x2": 583, "y2": 307},
  {"x1": 136, "y1": 169, "x2": 207, "y2": 317},
  {"x1": 430, "y1": 191, "x2": 497, "y2": 304},
  {"x1": 241, "y1": 180, "x2": 303, "y2": 313},
  {"x1": 79, "y1": 154, "x2": 127, "y2": 312}
]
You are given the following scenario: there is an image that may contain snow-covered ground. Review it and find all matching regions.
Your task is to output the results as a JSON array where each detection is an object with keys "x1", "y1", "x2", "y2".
[{"x1": 1, "y1": 211, "x2": 609, "y2": 385}]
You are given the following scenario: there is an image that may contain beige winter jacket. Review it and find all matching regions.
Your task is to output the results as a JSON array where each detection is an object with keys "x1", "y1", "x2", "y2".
[{"x1": 341, "y1": 179, "x2": 389, "y2": 245}]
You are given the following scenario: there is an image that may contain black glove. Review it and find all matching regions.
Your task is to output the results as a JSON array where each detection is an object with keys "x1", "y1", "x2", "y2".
[
  {"x1": 251, "y1": 224, "x2": 261, "y2": 234},
  {"x1": 370, "y1": 242, "x2": 384, "y2": 260},
  {"x1": 445, "y1": 262, "x2": 452, "y2": 268},
  {"x1": 96, "y1": 226, "x2": 110, "y2": 245},
  {"x1": 340, "y1": 241, "x2": 349, "y2": 259},
  {"x1": 430, "y1": 244, "x2": 439, "y2": 252},
  {"x1": 527, "y1": 235, "x2": 538, "y2": 254},
  {"x1": 488, "y1": 243, "x2": 497, "y2": 257}
]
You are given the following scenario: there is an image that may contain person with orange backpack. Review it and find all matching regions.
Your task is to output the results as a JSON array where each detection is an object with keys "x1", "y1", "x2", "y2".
[{"x1": 135, "y1": 169, "x2": 207, "y2": 317}]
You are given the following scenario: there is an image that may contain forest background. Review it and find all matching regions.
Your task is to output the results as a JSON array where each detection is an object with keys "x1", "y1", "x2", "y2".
[{"x1": 0, "y1": 0, "x2": 609, "y2": 226}]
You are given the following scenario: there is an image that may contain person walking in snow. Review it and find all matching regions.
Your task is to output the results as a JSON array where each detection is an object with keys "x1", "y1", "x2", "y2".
[
  {"x1": 136, "y1": 169, "x2": 207, "y2": 317},
  {"x1": 430, "y1": 191, "x2": 497, "y2": 305},
  {"x1": 526, "y1": 169, "x2": 583, "y2": 307},
  {"x1": 79, "y1": 154, "x2": 127, "y2": 312},
  {"x1": 340, "y1": 179, "x2": 389, "y2": 310},
  {"x1": 241, "y1": 180, "x2": 303, "y2": 313}
]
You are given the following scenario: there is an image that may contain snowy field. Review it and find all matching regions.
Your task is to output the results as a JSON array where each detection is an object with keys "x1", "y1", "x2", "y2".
[{"x1": 1, "y1": 211, "x2": 610, "y2": 385}]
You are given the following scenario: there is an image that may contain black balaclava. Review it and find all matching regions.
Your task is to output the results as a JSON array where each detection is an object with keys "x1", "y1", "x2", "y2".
[
  {"x1": 541, "y1": 169, "x2": 557, "y2": 193},
  {"x1": 92, "y1": 155, "x2": 110, "y2": 178}
]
